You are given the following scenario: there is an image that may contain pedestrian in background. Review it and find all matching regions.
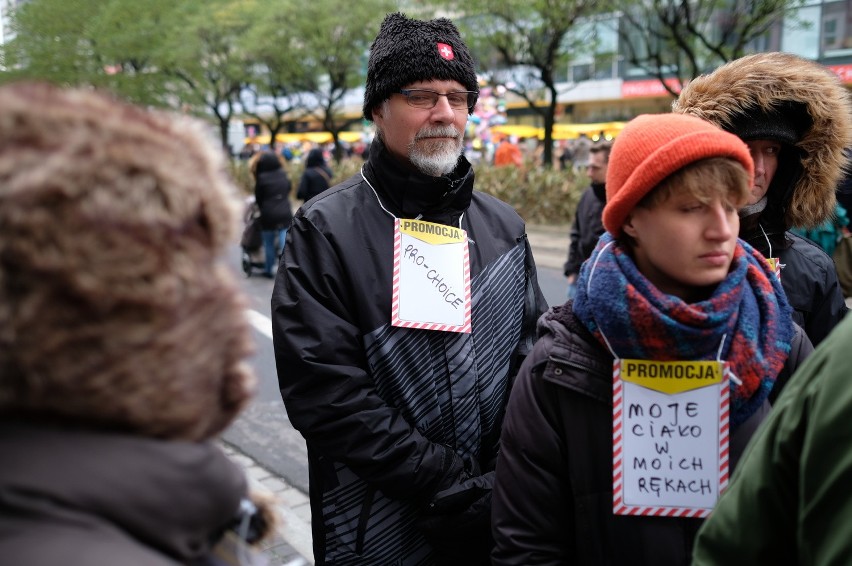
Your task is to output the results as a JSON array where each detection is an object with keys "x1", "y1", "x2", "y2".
[
  {"x1": 692, "y1": 311, "x2": 852, "y2": 565},
  {"x1": 832, "y1": 158, "x2": 852, "y2": 297},
  {"x1": 0, "y1": 82, "x2": 273, "y2": 565},
  {"x1": 674, "y1": 51, "x2": 852, "y2": 347},
  {"x1": 252, "y1": 151, "x2": 292, "y2": 278},
  {"x1": 836, "y1": 147, "x2": 852, "y2": 213},
  {"x1": 572, "y1": 133, "x2": 592, "y2": 172},
  {"x1": 492, "y1": 113, "x2": 811, "y2": 565},
  {"x1": 564, "y1": 140, "x2": 611, "y2": 298},
  {"x1": 296, "y1": 147, "x2": 333, "y2": 202},
  {"x1": 272, "y1": 12, "x2": 546, "y2": 565},
  {"x1": 791, "y1": 202, "x2": 849, "y2": 258},
  {"x1": 558, "y1": 140, "x2": 575, "y2": 171},
  {"x1": 493, "y1": 135, "x2": 523, "y2": 168}
]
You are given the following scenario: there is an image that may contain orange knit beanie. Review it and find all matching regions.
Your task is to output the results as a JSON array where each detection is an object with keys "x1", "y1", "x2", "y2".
[{"x1": 603, "y1": 113, "x2": 754, "y2": 236}]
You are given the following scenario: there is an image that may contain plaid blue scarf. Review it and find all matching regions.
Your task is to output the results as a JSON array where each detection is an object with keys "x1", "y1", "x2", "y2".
[{"x1": 573, "y1": 233, "x2": 793, "y2": 427}]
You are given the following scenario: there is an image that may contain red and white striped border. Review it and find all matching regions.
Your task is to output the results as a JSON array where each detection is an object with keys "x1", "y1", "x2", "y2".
[
  {"x1": 718, "y1": 365, "x2": 731, "y2": 493},
  {"x1": 612, "y1": 360, "x2": 730, "y2": 518},
  {"x1": 391, "y1": 218, "x2": 403, "y2": 324},
  {"x1": 390, "y1": 218, "x2": 472, "y2": 334},
  {"x1": 613, "y1": 360, "x2": 625, "y2": 512}
]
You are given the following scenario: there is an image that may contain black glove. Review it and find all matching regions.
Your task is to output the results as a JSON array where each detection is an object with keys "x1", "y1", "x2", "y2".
[{"x1": 415, "y1": 471, "x2": 495, "y2": 565}]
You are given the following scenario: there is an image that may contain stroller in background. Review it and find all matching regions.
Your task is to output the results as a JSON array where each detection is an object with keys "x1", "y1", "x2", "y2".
[{"x1": 240, "y1": 197, "x2": 266, "y2": 277}]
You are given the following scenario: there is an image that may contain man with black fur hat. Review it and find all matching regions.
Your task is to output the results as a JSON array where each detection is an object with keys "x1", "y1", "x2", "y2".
[
  {"x1": 271, "y1": 12, "x2": 546, "y2": 565},
  {"x1": 674, "y1": 52, "x2": 852, "y2": 349}
]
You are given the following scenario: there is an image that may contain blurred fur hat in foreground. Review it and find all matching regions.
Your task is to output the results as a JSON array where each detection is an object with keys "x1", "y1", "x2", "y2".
[{"x1": 0, "y1": 82, "x2": 256, "y2": 440}]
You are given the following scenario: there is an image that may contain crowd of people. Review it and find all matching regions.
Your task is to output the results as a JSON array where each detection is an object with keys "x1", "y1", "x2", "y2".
[
  {"x1": 3, "y1": 9, "x2": 852, "y2": 566},
  {"x1": 240, "y1": 124, "x2": 603, "y2": 174}
]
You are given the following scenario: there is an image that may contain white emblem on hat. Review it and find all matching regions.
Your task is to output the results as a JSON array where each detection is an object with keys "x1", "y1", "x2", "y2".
[{"x1": 437, "y1": 43, "x2": 454, "y2": 61}]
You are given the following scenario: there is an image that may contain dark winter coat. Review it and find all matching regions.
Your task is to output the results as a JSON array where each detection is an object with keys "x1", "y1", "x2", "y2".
[
  {"x1": 563, "y1": 183, "x2": 606, "y2": 277},
  {"x1": 0, "y1": 421, "x2": 247, "y2": 566},
  {"x1": 762, "y1": 231, "x2": 848, "y2": 348},
  {"x1": 491, "y1": 304, "x2": 811, "y2": 566},
  {"x1": 254, "y1": 152, "x2": 293, "y2": 231},
  {"x1": 297, "y1": 148, "x2": 333, "y2": 202},
  {"x1": 272, "y1": 137, "x2": 547, "y2": 565},
  {"x1": 674, "y1": 52, "x2": 852, "y2": 346}
]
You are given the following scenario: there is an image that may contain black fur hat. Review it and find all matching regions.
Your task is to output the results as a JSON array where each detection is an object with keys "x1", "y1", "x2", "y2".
[{"x1": 363, "y1": 12, "x2": 479, "y2": 121}]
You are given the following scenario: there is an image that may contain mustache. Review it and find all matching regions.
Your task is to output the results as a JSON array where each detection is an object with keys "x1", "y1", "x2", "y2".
[{"x1": 415, "y1": 126, "x2": 463, "y2": 141}]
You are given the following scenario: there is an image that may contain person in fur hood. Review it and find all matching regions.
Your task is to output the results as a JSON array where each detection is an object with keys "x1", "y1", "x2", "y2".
[
  {"x1": 673, "y1": 51, "x2": 852, "y2": 347},
  {"x1": 0, "y1": 82, "x2": 275, "y2": 565}
]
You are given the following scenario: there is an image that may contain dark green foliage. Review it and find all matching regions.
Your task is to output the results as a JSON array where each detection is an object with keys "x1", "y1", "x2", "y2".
[
  {"x1": 228, "y1": 158, "x2": 586, "y2": 225},
  {"x1": 474, "y1": 162, "x2": 585, "y2": 224}
]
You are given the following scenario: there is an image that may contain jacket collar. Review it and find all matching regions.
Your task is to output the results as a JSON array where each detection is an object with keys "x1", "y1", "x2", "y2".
[
  {"x1": 0, "y1": 421, "x2": 245, "y2": 562},
  {"x1": 362, "y1": 137, "x2": 474, "y2": 224}
]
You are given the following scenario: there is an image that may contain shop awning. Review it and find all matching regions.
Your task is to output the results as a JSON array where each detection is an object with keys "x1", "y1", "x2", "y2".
[
  {"x1": 245, "y1": 131, "x2": 364, "y2": 145},
  {"x1": 552, "y1": 121, "x2": 626, "y2": 140}
]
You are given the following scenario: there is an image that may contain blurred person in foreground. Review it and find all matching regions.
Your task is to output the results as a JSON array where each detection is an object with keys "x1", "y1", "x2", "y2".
[
  {"x1": 492, "y1": 113, "x2": 811, "y2": 565},
  {"x1": 0, "y1": 82, "x2": 274, "y2": 565},
  {"x1": 564, "y1": 140, "x2": 612, "y2": 298},
  {"x1": 272, "y1": 12, "x2": 546, "y2": 565},
  {"x1": 692, "y1": 309, "x2": 852, "y2": 565},
  {"x1": 674, "y1": 52, "x2": 852, "y2": 348}
]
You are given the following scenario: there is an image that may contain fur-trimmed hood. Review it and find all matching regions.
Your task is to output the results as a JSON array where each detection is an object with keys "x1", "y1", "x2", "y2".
[{"x1": 673, "y1": 52, "x2": 852, "y2": 229}]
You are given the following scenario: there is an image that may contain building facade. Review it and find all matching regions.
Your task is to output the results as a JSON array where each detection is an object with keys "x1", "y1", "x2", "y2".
[{"x1": 532, "y1": 1, "x2": 852, "y2": 127}]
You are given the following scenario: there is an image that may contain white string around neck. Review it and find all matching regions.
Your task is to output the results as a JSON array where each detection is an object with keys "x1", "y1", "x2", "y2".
[{"x1": 759, "y1": 223, "x2": 772, "y2": 259}]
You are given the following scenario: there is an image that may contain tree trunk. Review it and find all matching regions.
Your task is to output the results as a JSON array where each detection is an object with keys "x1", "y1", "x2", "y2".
[
  {"x1": 218, "y1": 118, "x2": 230, "y2": 155},
  {"x1": 541, "y1": 84, "x2": 558, "y2": 168}
]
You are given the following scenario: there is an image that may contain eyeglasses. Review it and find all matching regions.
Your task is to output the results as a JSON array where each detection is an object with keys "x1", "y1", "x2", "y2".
[{"x1": 396, "y1": 89, "x2": 478, "y2": 110}]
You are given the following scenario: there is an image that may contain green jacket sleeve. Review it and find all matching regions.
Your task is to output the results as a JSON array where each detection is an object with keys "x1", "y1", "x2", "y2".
[{"x1": 693, "y1": 316, "x2": 852, "y2": 565}]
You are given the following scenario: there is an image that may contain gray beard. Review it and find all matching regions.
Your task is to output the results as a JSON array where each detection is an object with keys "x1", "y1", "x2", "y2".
[
  {"x1": 409, "y1": 142, "x2": 462, "y2": 177},
  {"x1": 408, "y1": 126, "x2": 464, "y2": 177}
]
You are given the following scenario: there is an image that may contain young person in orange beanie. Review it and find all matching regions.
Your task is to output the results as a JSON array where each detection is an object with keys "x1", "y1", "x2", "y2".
[{"x1": 491, "y1": 113, "x2": 812, "y2": 565}]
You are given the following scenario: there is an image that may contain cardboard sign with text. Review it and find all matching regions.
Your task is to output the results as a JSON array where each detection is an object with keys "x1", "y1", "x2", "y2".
[
  {"x1": 613, "y1": 359, "x2": 730, "y2": 518},
  {"x1": 391, "y1": 218, "x2": 471, "y2": 333}
]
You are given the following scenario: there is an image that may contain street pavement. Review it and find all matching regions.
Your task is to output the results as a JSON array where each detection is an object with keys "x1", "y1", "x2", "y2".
[
  {"x1": 219, "y1": 224, "x2": 571, "y2": 566},
  {"x1": 220, "y1": 442, "x2": 312, "y2": 566},
  {"x1": 526, "y1": 223, "x2": 570, "y2": 272}
]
